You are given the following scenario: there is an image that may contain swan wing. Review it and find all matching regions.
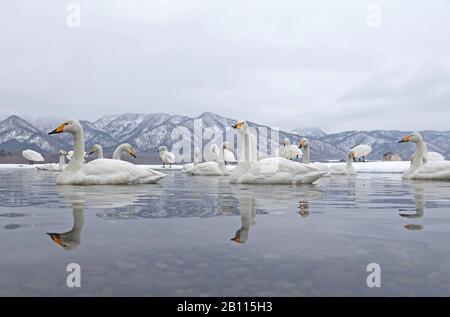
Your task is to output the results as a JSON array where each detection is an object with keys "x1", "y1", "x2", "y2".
[
  {"x1": 58, "y1": 159, "x2": 166, "y2": 185},
  {"x1": 239, "y1": 158, "x2": 324, "y2": 184},
  {"x1": 410, "y1": 161, "x2": 450, "y2": 180}
]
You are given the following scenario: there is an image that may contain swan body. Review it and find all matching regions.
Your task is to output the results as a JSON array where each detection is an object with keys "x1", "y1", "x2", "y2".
[
  {"x1": 22, "y1": 149, "x2": 44, "y2": 164},
  {"x1": 187, "y1": 143, "x2": 230, "y2": 176},
  {"x1": 330, "y1": 151, "x2": 357, "y2": 175},
  {"x1": 222, "y1": 141, "x2": 237, "y2": 164},
  {"x1": 400, "y1": 132, "x2": 450, "y2": 180},
  {"x1": 181, "y1": 147, "x2": 201, "y2": 173},
  {"x1": 411, "y1": 151, "x2": 445, "y2": 162},
  {"x1": 157, "y1": 146, "x2": 175, "y2": 168},
  {"x1": 48, "y1": 120, "x2": 166, "y2": 185},
  {"x1": 277, "y1": 138, "x2": 302, "y2": 160},
  {"x1": 230, "y1": 121, "x2": 325, "y2": 184},
  {"x1": 298, "y1": 138, "x2": 330, "y2": 176},
  {"x1": 36, "y1": 150, "x2": 67, "y2": 172}
]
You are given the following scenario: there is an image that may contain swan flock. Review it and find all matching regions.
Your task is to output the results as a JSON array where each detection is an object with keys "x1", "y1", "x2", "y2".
[{"x1": 43, "y1": 119, "x2": 449, "y2": 185}]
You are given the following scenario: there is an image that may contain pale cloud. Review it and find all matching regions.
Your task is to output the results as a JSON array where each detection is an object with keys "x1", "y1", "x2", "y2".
[{"x1": 0, "y1": 0, "x2": 449, "y2": 132}]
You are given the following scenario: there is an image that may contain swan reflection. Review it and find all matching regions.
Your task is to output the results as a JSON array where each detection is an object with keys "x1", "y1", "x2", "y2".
[
  {"x1": 400, "y1": 183, "x2": 425, "y2": 231},
  {"x1": 47, "y1": 185, "x2": 147, "y2": 250},
  {"x1": 231, "y1": 197, "x2": 256, "y2": 244}
]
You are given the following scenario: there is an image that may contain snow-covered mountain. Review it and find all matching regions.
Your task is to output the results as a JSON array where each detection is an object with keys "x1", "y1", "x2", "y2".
[
  {"x1": 0, "y1": 113, "x2": 449, "y2": 163},
  {"x1": 291, "y1": 127, "x2": 327, "y2": 138}
]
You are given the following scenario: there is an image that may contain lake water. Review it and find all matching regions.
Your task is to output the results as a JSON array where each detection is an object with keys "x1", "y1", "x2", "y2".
[{"x1": 1, "y1": 168, "x2": 450, "y2": 296}]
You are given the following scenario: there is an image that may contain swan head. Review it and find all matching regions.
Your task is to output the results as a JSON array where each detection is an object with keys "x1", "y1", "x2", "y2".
[
  {"x1": 120, "y1": 143, "x2": 136, "y2": 158},
  {"x1": 232, "y1": 121, "x2": 249, "y2": 134},
  {"x1": 399, "y1": 132, "x2": 423, "y2": 144},
  {"x1": 282, "y1": 138, "x2": 290, "y2": 146},
  {"x1": 59, "y1": 150, "x2": 67, "y2": 156},
  {"x1": 298, "y1": 138, "x2": 309, "y2": 149},
  {"x1": 46, "y1": 233, "x2": 78, "y2": 250},
  {"x1": 88, "y1": 144, "x2": 102, "y2": 156},
  {"x1": 48, "y1": 119, "x2": 82, "y2": 135},
  {"x1": 157, "y1": 146, "x2": 168, "y2": 153}
]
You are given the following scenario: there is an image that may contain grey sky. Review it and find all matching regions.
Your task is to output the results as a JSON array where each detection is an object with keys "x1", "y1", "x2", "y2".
[{"x1": 1, "y1": 0, "x2": 450, "y2": 133}]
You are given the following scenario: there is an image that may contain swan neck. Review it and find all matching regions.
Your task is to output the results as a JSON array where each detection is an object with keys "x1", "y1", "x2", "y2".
[
  {"x1": 97, "y1": 146, "x2": 104, "y2": 159},
  {"x1": 72, "y1": 129, "x2": 85, "y2": 165},
  {"x1": 346, "y1": 155, "x2": 353, "y2": 169},
  {"x1": 412, "y1": 139, "x2": 425, "y2": 169},
  {"x1": 112, "y1": 145, "x2": 123, "y2": 160},
  {"x1": 303, "y1": 146, "x2": 311, "y2": 164},
  {"x1": 59, "y1": 153, "x2": 66, "y2": 165}
]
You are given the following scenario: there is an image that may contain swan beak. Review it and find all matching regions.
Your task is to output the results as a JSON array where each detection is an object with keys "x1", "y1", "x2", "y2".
[
  {"x1": 48, "y1": 124, "x2": 65, "y2": 135},
  {"x1": 232, "y1": 122, "x2": 242, "y2": 129},
  {"x1": 231, "y1": 237, "x2": 242, "y2": 244},
  {"x1": 399, "y1": 135, "x2": 412, "y2": 143},
  {"x1": 130, "y1": 148, "x2": 137, "y2": 158},
  {"x1": 47, "y1": 233, "x2": 63, "y2": 247},
  {"x1": 88, "y1": 149, "x2": 95, "y2": 155}
]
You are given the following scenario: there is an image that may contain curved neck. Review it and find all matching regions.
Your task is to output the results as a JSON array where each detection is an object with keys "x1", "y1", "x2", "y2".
[
  {"x1": 97, "y1": 146, "x2": 104, "y2": 159},
  {"x1": 303, "y1": 145, "x2": 311, "y2": 164},
  {"x1": 112, "y1": 145, "x2": 124, "y2": 160}
]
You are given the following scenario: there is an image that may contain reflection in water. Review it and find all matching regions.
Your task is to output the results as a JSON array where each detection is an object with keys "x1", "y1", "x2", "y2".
[
  {"x1": 298, "y1": 201, "x2": 310, "y2": 217},
  {"x1": 400, "y1": 183, "x2": 425, "y2": 231},
  {"x1": 47, "y1": 205, "x2": 84, "y2": 250},
  {"x1": 231, "y1": 197, "x2": 256, "y2": 244}
]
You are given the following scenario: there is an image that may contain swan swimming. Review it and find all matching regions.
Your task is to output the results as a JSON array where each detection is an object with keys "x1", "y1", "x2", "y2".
[
  {"x1": 36, "y1": 150, "x2": 67, "y2": 172},
  {"x1": 298, "y1": 138, "x2": 330, "y2": 176},
  {"x1": 399, "y1": 132, "x2": 450, "y2": 180},
  {"x1": 181, "y1": 147, "x2": 201, "y2": 173},
  {"x1": 187, "y1": 143, "x2": 230, "y2": 176},
  {"x1": 276, "y1": 138, "x2": 302, "y2": 160},
  {"x1": 329, "y1": 150, "x2": 357, "y2": 176},
  {"x1": 89, "y1": 143, "x2": 137, "y2": 160},
  {"x1": 157, "y1": 146, "x2": 175, "y2": 168},
  {"x1": 230, "y1": 121, "x2": 325, "y2": 184},
  {"x1": 48, "y1": 120, "x2": 167, "y2": 185},
  {"x1": 22, "y1": 149, "x2": 44, "y2": 164}
]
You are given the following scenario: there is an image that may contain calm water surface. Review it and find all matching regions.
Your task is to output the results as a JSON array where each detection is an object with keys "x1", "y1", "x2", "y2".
[{"x1": 1, "y1": 168, "x2": 450, "y2": 296}]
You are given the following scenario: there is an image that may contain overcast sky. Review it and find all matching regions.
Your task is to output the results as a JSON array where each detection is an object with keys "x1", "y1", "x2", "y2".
[{"x1": 1, "y1": 0, "x2": 450, "y2": 132}]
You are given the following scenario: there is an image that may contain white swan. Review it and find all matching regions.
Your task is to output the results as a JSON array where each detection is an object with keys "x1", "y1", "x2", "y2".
[
  {"x1": 187, "y1": 143, "x2": 230, "y2": 176},
  {"x1": 223, "y1": 141, "x2": 237, "y2": 164},
  {"x1": 329, "y1": 150, "x2": 357, "y2": 175},
  {"x1": 67, "y1": 150, "x2": 87, "y2": 163},
  {"x1": 410, "y1": 150, "x2": 445, "y2": 163},
  {"x1": 22, "y1": 149, "x2": 44, "y2": 164},
  {"x1": 88, "y1": 143, "x2": 137, "y2": 160},
  {"x1": 298, "y1": 138, "x2": 330, "y2": 175},
  {"x1": 36, "y1": 150, "x2": 67, "y2": 172},
  {"x1": 48, "y1": 120, "x2": 167, "y2": 185},
  {"x1": 276, "y1": 138, "x2": 302, "y2": 160},
  {"x1": 399, "y1": 132, "x2": 450, "y2": 180},
  {"x1": 351, "y1": 144, "x2": 372, "y2": 162},
  {"x1": 181, "y1": 147, "x2": 201, "y2": 173},
  {"x1": 230, "y1": 121, "x2": 325, "y2": 184},
  {"x1": 157, "y1": 146, "x2": 175, "y2": 168}
]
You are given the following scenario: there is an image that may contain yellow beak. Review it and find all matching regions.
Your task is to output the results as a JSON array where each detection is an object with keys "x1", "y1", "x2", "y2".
[{"x1": 48, "y1": 124, "x2": 65, "y2": 135}]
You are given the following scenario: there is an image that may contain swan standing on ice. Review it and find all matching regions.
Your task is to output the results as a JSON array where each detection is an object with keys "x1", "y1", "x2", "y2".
[
  {"x1": 277, "y1": 138, "x2": 302, "y2": 160},
  {"x1": 36, "y1": 150, "x2": 67, "y2": 172},
  {"x1": 88, "y1": 143, "x2": 137, "y2": 160},
  {"x1": 48, "y1": 120, "x2": 166, "y2": 185},
  {"x1": 187, "y1": 143, "x2": 230, "y2": 176},
  {"x1": 399, "y1": 132, "x2": 450, "y2": 180},
  {"x1": 181, "y1": 147, "x2": 201, "y2": 173},
  {"x1": 298, "y1": 138, "x2": 330, "y2": 175},
  {"x1": 329, "y1": 151, "x2": 357, "y2": 176},
  {"x1": 351, "y1": 144, "x2": 372, "y2": 162},
  {"x1": 230, "y1": 121, "x2": 325, "y2": 184},
  {"x1": 22, "y1": 149, "x2": 44, "y2": 165},
  {"x1": 157, "y1": 146, "x2": 175, "y2": 168}
]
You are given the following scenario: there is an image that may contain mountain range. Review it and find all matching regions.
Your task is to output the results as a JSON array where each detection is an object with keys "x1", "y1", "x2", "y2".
[{"x1": 0, "y1": 112, "x2": 449, "y2": 163}]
